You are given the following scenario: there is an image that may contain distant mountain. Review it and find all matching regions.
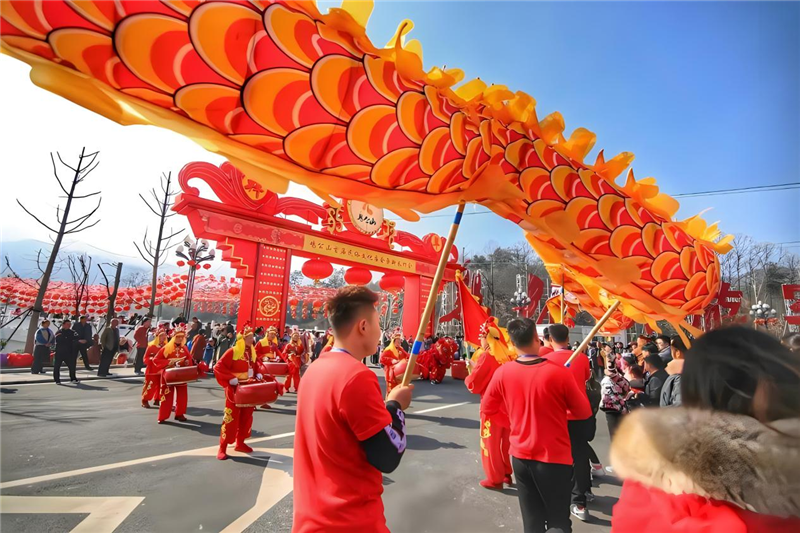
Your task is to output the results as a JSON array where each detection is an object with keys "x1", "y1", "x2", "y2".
[{"x1": 0, "y1": 239, "x2": 234, "y2": 283}]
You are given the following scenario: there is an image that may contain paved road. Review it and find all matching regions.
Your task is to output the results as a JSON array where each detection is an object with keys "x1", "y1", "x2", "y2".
[{"x1": 0, "y1": 368, "x2": 620, "y2": 532}]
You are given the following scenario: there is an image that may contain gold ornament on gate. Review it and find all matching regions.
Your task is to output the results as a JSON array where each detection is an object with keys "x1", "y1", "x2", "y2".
[{"x1": 258, "y1": 296, "x2": 280, "y2": 317}]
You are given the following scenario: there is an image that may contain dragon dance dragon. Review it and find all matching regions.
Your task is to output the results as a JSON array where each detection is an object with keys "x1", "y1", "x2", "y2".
[{"x1": 0, "y1": 0, "x2": 732, "y2": 339}]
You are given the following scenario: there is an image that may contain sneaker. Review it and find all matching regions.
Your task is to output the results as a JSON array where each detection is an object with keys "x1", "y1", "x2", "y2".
[
  {"x1": 71, "y1": 379, "x2": 80, "y2": 384},
  {"x1": 570, "y1": 504, "x2": 589, "y2": 522},
  {"x1": 585, "y1": 490, "x2": 595, "y2": 502}
]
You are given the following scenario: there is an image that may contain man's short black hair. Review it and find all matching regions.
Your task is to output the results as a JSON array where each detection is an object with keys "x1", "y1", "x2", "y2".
[
  {"x1": 507, "y1": 318, "x2": 538, "y2": 348},
  {"x1": 656, "y1": 334, "x2": 671, "y2": 345},
  {"x1": 645, "y1": 353, "x2": 666, "y2": 369},
  {"x1": 642, "y1": 343, "x2": 659, "y2": 357},
  {"x1": 326, "y1": 286, "x2": 379, "y2": 335},
  {"x1": 548, "y1": 323, "x2": 570, "y2": 344}
]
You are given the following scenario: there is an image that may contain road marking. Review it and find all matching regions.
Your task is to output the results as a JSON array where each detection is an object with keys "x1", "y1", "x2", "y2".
[
  {"x1": 411, "y1": 401, "x2": 470, "y2": 415},
  {"x1": 0, "y1": 496, "x2": 143, "y2": 532},
  {"x1": 0, "y1": 401, "x2": 468, "y2": 489},
  {"x1": 219, "y1": 448, "x2": 294, "y2": 533},
  {"x1": 0, "y1": 432, "x2": 296, "y2": 489}
]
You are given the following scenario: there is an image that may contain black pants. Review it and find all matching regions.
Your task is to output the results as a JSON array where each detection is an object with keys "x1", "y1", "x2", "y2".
[
  {"x1": 32, "y1": 345, "x2": 50, "y2": 374},
  {"x1": 512, "y1": 456, "x2": 573, "y2": 533},
  {"x1": 134, "y1": 346, "x2": 146, "y2": 373},
  {"x1": 568, "y1": 417, "x2": 596, "y2": 507},
  {"x1": 77, "y1": 343, "x2": 92, "y2": 369},
  {"x1": 98, "y1": 348, "x2": 115, "y2": 376},
  {"x1": 604, "y1": 411, "x2": 623, "y2": 440},
  {"x1": 53, "y1": 350, "x2": 77, "y2": 383}
]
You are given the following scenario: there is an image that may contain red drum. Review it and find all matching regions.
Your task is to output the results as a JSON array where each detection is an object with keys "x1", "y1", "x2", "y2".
[
  {"x1": 393, "y1": 359, "x2": 420, "y2": 381},
  {"x1": 234, "y1": 381, "x2": 278, "y2": 407},
  {"x1": 451, "y1": 360, "x2": 468, "y2": 380},
  {"x1": 261, "y1": 361, "x2": 289, "y2": 376},
  {"x1": 164, "y1": 366, "x2": 199, "y2": 385}
]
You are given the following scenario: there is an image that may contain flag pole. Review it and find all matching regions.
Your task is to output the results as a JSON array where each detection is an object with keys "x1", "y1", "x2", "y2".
[
  {"x1": 401, "y1": 202, "x2": 466, "y2": 387},
  {"x1": 565, "y1": 300, "x2": 621, "y2": 367}
]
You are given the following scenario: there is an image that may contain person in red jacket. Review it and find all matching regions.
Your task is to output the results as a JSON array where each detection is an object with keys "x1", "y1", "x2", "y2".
[
  {"x1": 282, "y1": 327, "x2": 305, "y2": 393},
  {"x1": 380, "y1": 328, "x2": 408, "y2": 396},
  {"x1": 214, "y1": 324, "x2": 272, "y2": 460},
  {"x1": 464, "y1": 317, "x2": 515, "y2": 490},
  {"x1": 151, "y1": 325, "x2": 193, "y2": 423},
  {"x1": 611, "y1": 326, "x2": 800, "y2": 533},
  {"x1": 141, "y1": 326, "x2": 167, "y2": 408},
  {"x1": 483, "y1": 318, "x2": 591, "y2": 533},
  {"x1": 540, "y1": 323, "x2": 595, "y2": 522}
]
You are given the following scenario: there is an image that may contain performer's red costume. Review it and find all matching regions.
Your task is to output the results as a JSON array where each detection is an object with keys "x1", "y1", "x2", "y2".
[
  {"x1": 281, "y1": 330, "x2": 305, "y2": 393},
  {"x1": 464, "y1": 318, "x2": 514, "y2": 489},
  {"x1": 255, "y1": 326, "x2": 280, "y2": 361},
  {"x1": 214, "y1": 330, "x2": 260, "y2": 460},
  {"x1": 426, "y1": 337, "x2": 456, "y2": 384},
  {"x1": 254, "y1": 326, "x2": 280, "y2": 409},
  {"x1": 151, "y1": 326, "x2": 193, "y2": 423},
  {"x1": 380, "y1": 329, "x2": 408, "y2": 396},
  {"x1": 141, "y1": 326, "x2": 167, "y2": 408}
]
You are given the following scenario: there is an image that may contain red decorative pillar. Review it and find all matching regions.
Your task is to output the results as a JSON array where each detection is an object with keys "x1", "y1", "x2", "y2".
[
  {"x1": 249, "y1": 244, "x2": 291, "y2": 331},
  {"x1": 402, "y1": 275, "x2": 434, "y2": 338}
]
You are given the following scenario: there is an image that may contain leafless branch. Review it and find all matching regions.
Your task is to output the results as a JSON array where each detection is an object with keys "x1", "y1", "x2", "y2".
[
  {"x1": 17, "y1": 200, "x2": 59, "y2": 233},
  {"x1": 133, "y1": 242, "x2": 155, "y2": 267}
]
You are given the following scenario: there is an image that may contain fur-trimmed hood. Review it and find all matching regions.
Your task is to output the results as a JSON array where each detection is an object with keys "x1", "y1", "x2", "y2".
[{"x1": 610, "y1": 407, "x2": 800, "y2": 518}]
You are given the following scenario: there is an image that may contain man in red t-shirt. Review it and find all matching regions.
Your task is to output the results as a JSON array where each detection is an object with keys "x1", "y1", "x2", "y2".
[
  {"x1": 483, "y1": 317, "x2": 591, "y2": 532},
  {"x1": 293, "y1": 287, "x2": 414, "y2": 533},
  {"x1": 540, "y1": 323, "x2": 595, "y2": 522}
]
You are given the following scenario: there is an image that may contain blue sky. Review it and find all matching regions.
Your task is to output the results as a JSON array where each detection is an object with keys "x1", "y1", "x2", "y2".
[
  {"x1": 1, "y1": 1, "x2": 797, "y2": 268},
  {"x1": 359, "y1": 1, "x2": 800, "y2": 257}
]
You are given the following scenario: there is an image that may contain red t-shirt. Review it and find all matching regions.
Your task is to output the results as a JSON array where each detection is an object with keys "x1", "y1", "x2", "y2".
[
  {"x1": 542, "y1": 348, "x2": 591, "y2": 420},
  {"x1": 293, "y1": 350, "x2": 392, "y2": 533},
  {"x1": 539, "y1": 345, "x2": 554, "y2": 356},
  {"x1": 482, "y1": 358, "x2": 591, "y2": 464}
]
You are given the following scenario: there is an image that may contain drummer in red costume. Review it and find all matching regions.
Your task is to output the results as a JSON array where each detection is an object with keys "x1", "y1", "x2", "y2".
[
  {"x1": 253, "y1": 325, "x2": 283, "y2": 410},
  {"x1": 255, "y1": 325, "x2": 280, "y2": 361},
  {"x1": 464, "y1": 318, "x2": 515, "y2": 490},
  {"x1": 281, "y1": 327, "x2": 305, "y2": 393},
  {"x1": 215, "y1": 324, "x2": 266, "y2": 460},
  {"x1": 151, "y1": 325, "x2": 193, "y2": 423},
  {"x1": 141, "y1": 326, "x2": 167, "y2": 408},
  {"x1": 380, "y1": 328, "x2": 408, "y2": 396}
]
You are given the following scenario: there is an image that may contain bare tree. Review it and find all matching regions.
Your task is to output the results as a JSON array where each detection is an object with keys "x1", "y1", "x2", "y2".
[
  {"x1": 98, "y1": 262, "x2": 123, "y2": 327},
  {"x1": 134, "y1": 172, "x2": 183, "y2": 314},
  {"x1": 19, "y1": 148, "x2": 102, "y2": 353},
  {"x1": 66, "y1": 253, "x2": 92, "y2": 318},
  {"x1": 122, "y1": 270, "x2": 148, "y2": 288}
]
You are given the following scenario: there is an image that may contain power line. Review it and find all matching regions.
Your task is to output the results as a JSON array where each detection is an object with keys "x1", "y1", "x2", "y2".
[{"x1": 388, "y1": 182, "x2": 800, "y2": 220}]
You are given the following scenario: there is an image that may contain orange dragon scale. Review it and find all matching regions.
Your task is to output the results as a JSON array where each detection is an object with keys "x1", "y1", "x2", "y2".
[{"x1": 0, "y1": 0, "x2": 732, "y2": 336}]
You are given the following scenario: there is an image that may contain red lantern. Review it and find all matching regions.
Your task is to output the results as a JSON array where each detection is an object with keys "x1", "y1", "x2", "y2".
[
  {"x1": 288, "y1": 297, "x2": 299, "y2": 319},
  {"x1": 302, "y1": 259, "x2": 333, "y2": 283},
  {"x1": 203, "y1": 263, "x2": 211, "y2": 270},
  {"x1": 379, "y1": 273, "x2": 405, "y2": 293},
  {"x1": 229, "y1": 287, "x2": 240, "y2": 296},
  {"x1": 344, "y1": 267, "x2": 371, "y2": 286}
]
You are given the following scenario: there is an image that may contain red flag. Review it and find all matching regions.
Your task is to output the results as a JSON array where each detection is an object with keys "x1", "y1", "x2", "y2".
[{"x1": 457, "y1": 276, "x2": 490, "y2": 346}]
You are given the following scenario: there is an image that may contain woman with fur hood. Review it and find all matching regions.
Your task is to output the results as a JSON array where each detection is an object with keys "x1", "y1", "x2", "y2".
[{"x1": 610, "y1": 327, "x2": 800, "y2": 532}]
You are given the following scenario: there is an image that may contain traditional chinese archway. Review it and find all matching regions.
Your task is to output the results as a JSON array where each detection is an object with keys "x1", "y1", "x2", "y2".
[{"x1": 173, "y1": 161, "x2": 462, "y2": 335}]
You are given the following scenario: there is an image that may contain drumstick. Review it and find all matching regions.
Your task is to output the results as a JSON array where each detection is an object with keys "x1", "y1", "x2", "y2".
[{"x1": 400, "y1": 203, "x2": 466, "y2": 389}]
